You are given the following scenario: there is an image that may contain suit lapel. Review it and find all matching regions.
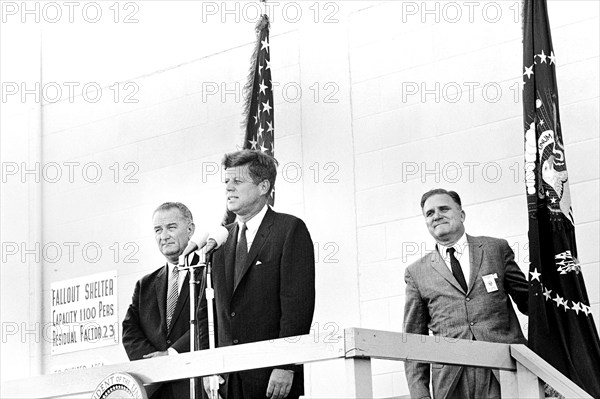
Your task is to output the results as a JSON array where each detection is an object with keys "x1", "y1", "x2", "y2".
[
  {"x1": 467, "y1": 235, "x2": 484, "y2": 294},
  {"x1": 233, "y1": 208, "x2": 274, "y2": 293},
  {"x1": 429, "y1": 249, "x2": 465, "y2": 293},
  {"x1": 155, "y1": 265, "x2": 168, "y2": 336}
]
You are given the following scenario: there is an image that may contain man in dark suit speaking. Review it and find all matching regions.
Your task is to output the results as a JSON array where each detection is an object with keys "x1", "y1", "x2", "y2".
[
  {"x1": 123, "y1": 202, "x2": 200, "y2": 399},
  {"x1": 199, "y1": 150, "x2": 315, "y2": 399},
  {"x1": 403, "y1": 189, "x2": 529, "y2": 399}
]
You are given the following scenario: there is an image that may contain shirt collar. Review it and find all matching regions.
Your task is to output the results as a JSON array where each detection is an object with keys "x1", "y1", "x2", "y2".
[
  {"x1": 167, "y1": 262, "x2": 179, "y2": 274},
  {"x1": 437, "y1": 232, "x2": 468, "y2": 257},
  {"x1": 238, "y1": 203, "x2": 269, "y2": 234}
]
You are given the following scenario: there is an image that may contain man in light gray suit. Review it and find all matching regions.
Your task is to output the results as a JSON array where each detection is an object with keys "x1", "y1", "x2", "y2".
[{"x1": 403, "y1": 188, "x2": 529, "y2": 399}]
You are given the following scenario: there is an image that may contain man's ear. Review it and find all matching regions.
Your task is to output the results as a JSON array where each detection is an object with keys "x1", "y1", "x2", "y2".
[
  {"x1": 461, "y1": 210, "x2": 466, "y2": 222},
  {"x1": 188, "y1": 222, "x2": 196, "y2": 237},
  {"x1": 258, "y1": 180, "x2": 271, "y2": 196}
]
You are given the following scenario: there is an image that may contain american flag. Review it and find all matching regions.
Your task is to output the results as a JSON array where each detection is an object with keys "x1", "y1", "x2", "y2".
[
  {"x1": 222, "y1": 14, "x2": 274, "y2": 226},
  {"x1": 242, "y1": 14, "x2": 274, "y2": 156},
  {"x1": 523, "y1": 0, "x2": 600, "y2": 396}
]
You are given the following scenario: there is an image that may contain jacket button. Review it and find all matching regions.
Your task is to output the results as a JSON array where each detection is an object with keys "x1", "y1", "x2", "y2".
[
  {"x1": 470, "y1": 322, "x2": 475, "y2": 326},
  {"x1": 231, "y1": 312, "x2": 236, "y2": 317},
  {"x1": 233, "y1": 339, "x2": 239, "y2": 344},
  {"x1": 466, "y1": 298, "x2": 470, "y2": 302}
]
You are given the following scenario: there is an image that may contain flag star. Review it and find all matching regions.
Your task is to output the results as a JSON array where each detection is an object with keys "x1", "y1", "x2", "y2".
[
  {"x1": 248, "y1": 139, "x2": 258, "y2": 149},
  {"x1": 260, "y1": 144, "x2": 269, "y2": 153},
  {"x1": 549, "y1": 51, "x2": 556, "y2": 65},
  {"x1": 583, "y1": 304, "x2": 592, "y2": 316},
  {"x1": 524, "y1": 65, "x2": 534, "y2": 79},
  {"x1": 266, "y1": 121, "x2": 274, "y2": 133},
  {"x1": 552, "y1": 293, "x2": 563, "y2": 308},
  {"x1": 550, "y1": 197, "x2": 557, "y2": 204},
  {"x1": 253, "y1": 114, "x2": 259, "y2": 124},
  {"x1": 265, "y1": 59, "x2": 271, "y2": 70},
  {"x1": 543, "y1": 287, "x2": 552, "y2": 301},
  {"x1": 537, "y1": 50, "x2": 547, "y2": 63},
  {"x1": 255, "y1": 111, "x2": 260, "y2": 125},
  {"x1": 560, "y1": 299, "x2": 570, "y2": 311},
  {"x1": 261, "y1": 38, "x2": 270, "y2": 53},
  {"x1": 530, "y1": 268, "x2": 541, "y2": 282},
  {"x1": 257, "y1": 125, "x2": 264, "y2": 137},
  {"x1": 259, "y1": 80, "x2": 268, "y2": 95},
  {"x1": 262, "y1": 100, "x2": 272, "y2": 114},
  {"x1": 571, "y1": 301, "x2": 582, "y2": 315},
  {"x1": 258, "y1": 62, "x2": 264, "y2": 75},
  {"x1": 545, "y1": 191, "x2": 550, "y2": 197}
]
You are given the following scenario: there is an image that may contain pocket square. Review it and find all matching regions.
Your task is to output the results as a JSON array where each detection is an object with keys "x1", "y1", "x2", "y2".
[{"x1": 256, "y1": 260, "x2": 263, "y2": 266}]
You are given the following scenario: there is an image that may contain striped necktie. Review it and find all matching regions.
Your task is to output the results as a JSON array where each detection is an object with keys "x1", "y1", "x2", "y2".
[{"x1": 166, "y1": 266, "x2": 179, "y2": 330}]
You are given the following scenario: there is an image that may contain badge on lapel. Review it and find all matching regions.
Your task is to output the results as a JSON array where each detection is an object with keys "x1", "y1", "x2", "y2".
[{"x1": 482, "y1": 273, "x2": 499, "y2": 293}]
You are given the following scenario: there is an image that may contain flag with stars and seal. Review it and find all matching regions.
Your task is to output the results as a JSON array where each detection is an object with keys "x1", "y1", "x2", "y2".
[{"x1": 523, "y1": 0, "x2": 600, "y2": 396}]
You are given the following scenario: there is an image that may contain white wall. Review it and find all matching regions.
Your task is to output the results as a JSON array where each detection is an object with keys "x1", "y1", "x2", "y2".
[
  {"x1": 1, "y1": 21, "x2": 44, "y2": 381},
  {"x1": 350, "y1": 1, "x2": 599, "y2": 396},
  {"x1": 1, "y1": 1, "x2": 598, "y2": 397}
]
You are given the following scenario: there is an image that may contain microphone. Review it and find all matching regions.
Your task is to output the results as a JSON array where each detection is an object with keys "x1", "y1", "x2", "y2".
[
  {"x1": 206, "y1": 226, "x2": 229, "y2": 255},
  {"x1": 181, "y1": 226, "x2": 229, "y2": 259},
  {"x1": 181, "y1": 231, "x2": 209, "y2": 259}
]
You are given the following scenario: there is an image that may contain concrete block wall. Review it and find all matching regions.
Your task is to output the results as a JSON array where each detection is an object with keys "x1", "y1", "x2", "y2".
[
  {"x1": 350, "y1": 1, "x2": 599, "y2": 396},
  {"x1": 1, "y1": 1, "x2": 597, "y2": 397},
  {"x1": 27, "y1": 0, "x2": 364, "y2": 382}
]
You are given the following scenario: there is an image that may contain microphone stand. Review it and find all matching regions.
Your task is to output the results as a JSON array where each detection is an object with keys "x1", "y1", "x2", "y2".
[
  {"x1": 179, "y1": 249, "x2": 220, "y2": 399},
  {"x1": 205, "y1": 252, "x2": 220, "y2": 399},
  {"x1": 179, "y1": 251, "x2": 204, "y2": 399}
]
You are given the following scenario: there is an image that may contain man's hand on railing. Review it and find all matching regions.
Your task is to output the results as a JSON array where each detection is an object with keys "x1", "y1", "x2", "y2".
[
  {"x1": 266, "y1": 368, "x2": 294, "y2": 399},
  {"x1": 202, "y1": 375, "x2": 224, "y2": 399},
  {"x1": 142, "y1": 351, "x2": 168, "y2": 358}
]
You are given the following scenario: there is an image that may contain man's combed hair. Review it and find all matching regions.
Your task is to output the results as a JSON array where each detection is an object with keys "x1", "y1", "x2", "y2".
[
  {"x1": 420, "y1": 188, "x2": 462, "y2": 209},
  {"x1": 222, "y1": 150, "x2": 278, "y2": 194},
  {"x1": 153, "y1": 202, "x2": 194, "y2": 224}
]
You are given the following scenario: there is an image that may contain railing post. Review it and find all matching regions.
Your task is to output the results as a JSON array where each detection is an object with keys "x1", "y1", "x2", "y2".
[
  {"x1": 499, "y1": 370, "x2": 519, "y2": 398},
  {"x1": 500, "y1": 363, "x2": 544, "y2": 398},
  {"x1": 344, "y1": 358, "x2": 373, "y2": 398},
  {"x1": 515, "y1": 361, "x2": 545, "y2": 399}
]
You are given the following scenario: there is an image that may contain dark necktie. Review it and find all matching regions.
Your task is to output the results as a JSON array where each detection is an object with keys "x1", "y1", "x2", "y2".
[
  {"x1": 448, "y1": 247, "x2": 468, "y2": 292},
  {"x1": 234, "y1": 223, "x2": 248, "y2": 283}
]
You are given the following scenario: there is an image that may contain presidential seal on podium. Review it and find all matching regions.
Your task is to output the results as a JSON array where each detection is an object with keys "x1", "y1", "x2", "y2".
[{"x1": 92, "y1": 372, "x2": 147, "y2": 399}]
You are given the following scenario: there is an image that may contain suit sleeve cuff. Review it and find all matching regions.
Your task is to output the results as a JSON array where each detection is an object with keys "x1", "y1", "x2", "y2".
[
  {"x1": 167, "y1": 347, "x2": 178, "y2": 356},
  {"x1": 279, "y1": 364, "x2": 301, "y2": 374}
]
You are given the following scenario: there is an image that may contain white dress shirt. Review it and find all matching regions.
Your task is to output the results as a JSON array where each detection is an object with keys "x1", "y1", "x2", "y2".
[
  {"x1": 437, "y1": 233, "x2": 471, "y2": 286},
  {"x1": 237, "y1": 204, "x2": 269, "y2": 251}
]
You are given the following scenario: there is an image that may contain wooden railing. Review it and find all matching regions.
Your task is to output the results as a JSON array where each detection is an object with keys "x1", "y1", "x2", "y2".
[{"x1": 1, "y1": 328, "x2": 592, "y2": 398}]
